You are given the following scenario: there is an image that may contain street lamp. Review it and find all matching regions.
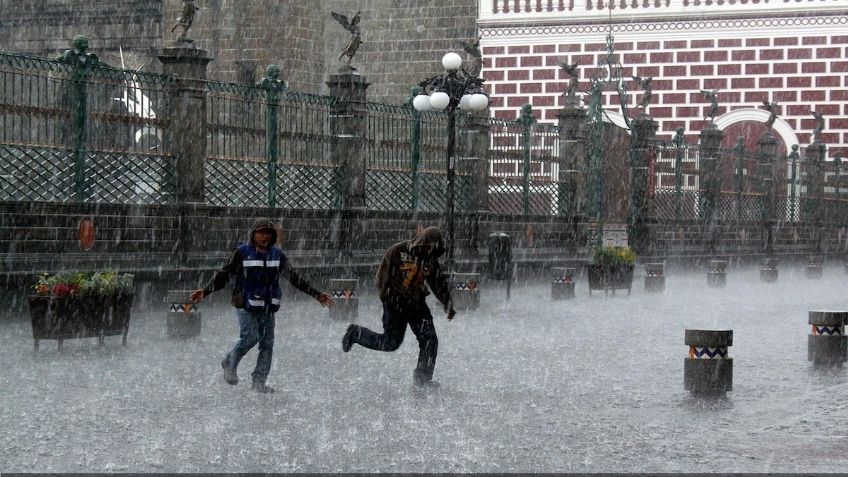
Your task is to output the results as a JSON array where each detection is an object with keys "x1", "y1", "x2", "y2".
[{"x1": 413, "y1": 51, "x2": 489, "y2": 272}]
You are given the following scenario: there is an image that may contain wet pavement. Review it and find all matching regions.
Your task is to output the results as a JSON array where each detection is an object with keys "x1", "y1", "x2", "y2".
[{"x1": 2, "y1": 264, "x2": 847, "y2": 472}]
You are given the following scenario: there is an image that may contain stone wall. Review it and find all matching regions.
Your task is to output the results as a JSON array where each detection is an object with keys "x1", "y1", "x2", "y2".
[
  {"x1": 0, "y1": 0, "x2": 163, "y2": 68},
  {"x1": 0, "y1": 0, "x2": 478, "y2": 103}
]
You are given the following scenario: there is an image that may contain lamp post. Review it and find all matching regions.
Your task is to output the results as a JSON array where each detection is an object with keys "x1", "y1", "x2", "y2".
[{"x1": 413, "y1": 52, "x2": 489, "y2": 272}]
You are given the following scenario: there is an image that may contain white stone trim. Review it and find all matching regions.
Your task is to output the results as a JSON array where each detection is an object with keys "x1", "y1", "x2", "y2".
[
  {"x1": 479, "y1": 14, "x2": 848, "y2": 45},
  {"x1": 714, "y1": 108, "x2": 800, "y2": 152},
  {"x1": 478, "y1": 0, "x2": 848, "y2": 25}
]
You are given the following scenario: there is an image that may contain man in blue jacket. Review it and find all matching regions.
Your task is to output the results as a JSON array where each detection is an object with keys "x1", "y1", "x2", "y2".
[{"x1": 190, "y1": 218, "x2": 333, "y2": 393}]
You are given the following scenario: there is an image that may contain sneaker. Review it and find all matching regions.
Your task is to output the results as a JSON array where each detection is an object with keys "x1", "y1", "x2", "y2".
[
  {"x1": 221, "y1": 359, "x2": 238, "y2": 385},
  {"x1": 251, "y1": 382, "x2": 275, "y2": 394},
  {"x1": 342, "y1": 324, "x2": 357, "y2": 352}
]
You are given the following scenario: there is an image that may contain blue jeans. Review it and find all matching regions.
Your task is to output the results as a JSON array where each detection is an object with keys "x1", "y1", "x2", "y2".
[{"x1": 224, "y1": 308, "x2": 276, "y2": 384}]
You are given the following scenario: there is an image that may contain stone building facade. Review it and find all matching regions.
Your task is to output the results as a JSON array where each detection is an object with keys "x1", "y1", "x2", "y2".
[{"x1": 478, "y1": 0, "x2": 848, "y2": 156}]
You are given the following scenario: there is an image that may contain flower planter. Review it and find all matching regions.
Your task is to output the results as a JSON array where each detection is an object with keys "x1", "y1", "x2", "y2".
[
  {"x1": 28, "y1": 293, "x2": 133, "y2": 350},
  {"x1": 587, "y1": 264, "x2": 634, "y2": 295}
]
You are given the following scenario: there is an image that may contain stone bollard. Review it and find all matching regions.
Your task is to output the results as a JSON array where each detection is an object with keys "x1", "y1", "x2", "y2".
[
  {"x1": 328, "y1": 278, "x2": 358, "y2": 322},
  {"x1": 166, "y1": 290, "x2": 201, "y2": 339},
  {"x1": 759, "y1": 257, "x2": 779, "y2": 283},
  {"x1": 684, "y1": 329, "x2": 733, "y2": 395},
  {"x1": 706, "y1": 260, "x2": 727, "y2": 288},
  {"x1": 806, "y1": 255, "x2": 823, "y2": 279},
  {"x1": 644, "y1": 263, "x2": 665, "y2": 293},
  {"x1": 808, "y1": 310, "x2": 847, "y2": 368},
  {"x1": 551, "y1": 267, "x2": 576, "y2": 300},
  {"x1": 450, "y1": 272, "x2": 480, "y2": 311}
]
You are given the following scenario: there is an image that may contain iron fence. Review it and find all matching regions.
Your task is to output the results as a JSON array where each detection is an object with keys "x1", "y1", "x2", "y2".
[{"x1": 0, "y1": 52, "x2": 176, "y2": 204}]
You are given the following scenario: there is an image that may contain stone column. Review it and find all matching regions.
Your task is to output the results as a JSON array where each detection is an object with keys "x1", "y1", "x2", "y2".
[
  {"x1": 806, "y1": 140, "x2": 827, "y2": 254},
  {"x1": 158, "y1": 44, "x2": 212, "y2": 204},
  {"x1": 326, "y1": 71, "x2": 369, "y2": 256},
  {"x1": 558, "y1": 104, "x2": 588, "y2": 257},
  {"x1": 757, "y1": 132, "x2": 779, "y2": 255},
  {"x1": 456, "y1": 111, "x2": 490, "y2": 256},
  {"x1": 698, "y1": 124, "x2": 725, "y2": 256},
  {"x1": 159, "y1": 43, "x2": 212, "y2": 264},
  {"x1": 630, "y1": 116, "x2": 659, "y2": 256}
]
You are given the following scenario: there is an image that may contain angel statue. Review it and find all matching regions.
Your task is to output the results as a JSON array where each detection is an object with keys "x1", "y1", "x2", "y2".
[
  {"x1": 459, "y1": 35, "x2": 482, "y2": 77},
  {"x1": 171, "y1": 0, "x2": 199, "y2": 42},
  {"x1": 762, "y1": 100, "x2": 779, "y2": 129},
  {"x1": 632, "y1": 75, "x2": 653, "y2": 111},
  {"x1": 700, "y1": 88, "x2": 720, "y2": 121},
  {"x1": 331, "y1": 11, "x2": 362, "y2": 70},
  {"x1": 810, "y1": 110, "x2": 825, "y2": 141},
  {"x1": 559, "y1": 61, "x2": 579, "y2": 101}
]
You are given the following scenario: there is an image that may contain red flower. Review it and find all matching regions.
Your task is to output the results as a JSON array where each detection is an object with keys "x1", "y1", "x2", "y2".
[{"x1": 52, "y1": 284, "x2": 80, "y2": 297}]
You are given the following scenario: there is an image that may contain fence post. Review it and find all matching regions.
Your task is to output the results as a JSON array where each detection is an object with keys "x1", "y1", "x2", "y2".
[
  {"x1": 629, "y1": 115, "x2": 658, "y2": 256},
  {"x1": 407, "y1": 88, "x2": 422, "y2": 212},
  {"x1": 57, "y1": 36, "x2": 98, "y2": 201},
  {"x1": 698, "y1": 124, "x2": 725, "y2": 256},
  {"x1": 327, "y1": 70, "x2": 369, "y2": 256},
  {"x1": 733, "y1": 136, "x2": 746, "y2": 221},
  {"x1": 518, "y1": 104, "x2": 536, "y2": 216},
  {"x1": 788, "y1": 144, "x2": 800, "y2": 223},
  {"x1": 158, "y1": 43, "x2": 212, "y2": 204},
  {"x1": 673, "y1": 128, "x2": 685, "y2": 222},
  {"x1": 259, "y1": 65, "x2": 287, "y2": 209},
  {"x1": 757, "y1": 131, "x2": 778, "y2": 256}
]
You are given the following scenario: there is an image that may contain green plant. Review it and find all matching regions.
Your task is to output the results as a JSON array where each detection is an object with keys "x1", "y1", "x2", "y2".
[
  {"x1": 592, "y1": 245, "x2": 636, "y2": 268},
  {"x1": 33, "y1": 271, "x2": 134, "y2": 296}
]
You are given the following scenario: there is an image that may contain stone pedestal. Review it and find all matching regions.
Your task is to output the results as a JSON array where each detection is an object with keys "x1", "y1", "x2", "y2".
[
  {"x1": 166, "y1": 290, "x2": 201, "y2": 339},
  {"x1": 684, "y1": 329, "x2": 733, "y2": 395},
  {"x1": 328, "y1": 278, "x2": 358, "y2": 322},
  {"x1": 808, "y1": 310, "x2": 847, "y2": 368},
  {"x1": 450, "y1": 272, "x2": 480, "y2": 311},
  {"x1": 806, "y1": 255, "x2": 823, "y2": 279},
  {"x1": 551, "y1": 267, "x2": 576, "y2": 300},
  {"x1": 644, "y1": 263, "x2": 665, "y2": 293},
  {"x1": 706, "y1": 260, "x2": 727, "y2": 288},
  {"x1": 760, "y1": 258, "x2": 778, "y2": 283}
]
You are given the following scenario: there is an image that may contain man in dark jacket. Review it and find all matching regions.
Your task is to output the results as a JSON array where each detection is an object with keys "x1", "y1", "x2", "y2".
[
  {"x1": 341, "y1": 226, "x2": 455, "y2": 387},
  {"x1": 190, "y1": 218, "x2": 333, "y2": 393}
]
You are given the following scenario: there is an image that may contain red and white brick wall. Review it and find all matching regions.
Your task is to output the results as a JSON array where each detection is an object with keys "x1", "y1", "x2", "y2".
[{"x1": 479, "y1": 3, "x2": 848, "y2": 157}]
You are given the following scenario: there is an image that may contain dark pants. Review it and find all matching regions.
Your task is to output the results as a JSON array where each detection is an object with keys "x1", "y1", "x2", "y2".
[
  {"x1": 351, "y1": 301, "x2": 438, "y2": 383},
  {"x1": 225, "y1": 308, "x2": 275, "y2": 384}
]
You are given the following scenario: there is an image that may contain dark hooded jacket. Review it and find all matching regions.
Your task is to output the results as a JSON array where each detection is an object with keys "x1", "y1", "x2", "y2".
[
  {"x1": 376, "y1": 226, "x2": 453, "y2": 312},
  {"x1": 201, "y1": 218, "x2": 321, "y2": 308}
]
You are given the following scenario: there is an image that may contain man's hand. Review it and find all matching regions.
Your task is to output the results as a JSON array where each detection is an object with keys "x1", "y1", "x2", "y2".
[
  {"x1": 447, "y1": 307, "x2": 456, "y2": 321},
  {"x1": 317, "y1": 292, "x2": 334, "y2": 308},
  {"x1": 189, "y1": 289, "x2": 205, "y2": 303}
]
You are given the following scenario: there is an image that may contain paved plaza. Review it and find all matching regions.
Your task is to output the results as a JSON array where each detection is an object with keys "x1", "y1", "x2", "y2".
[{"x1": 2, "y1": 264, "x2": 847, "y2": 472}]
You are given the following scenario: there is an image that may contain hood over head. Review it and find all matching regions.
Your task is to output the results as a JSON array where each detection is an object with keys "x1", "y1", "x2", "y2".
[
  {"x1": 249, "y1": 217, "x2": 278, "y2": 246},
  {"x1": 409, "y1": 226, "x2": 445, "y2": 259}
]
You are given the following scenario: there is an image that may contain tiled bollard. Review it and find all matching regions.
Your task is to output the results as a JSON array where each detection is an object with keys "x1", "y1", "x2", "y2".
[
  {"x1": 684, "y1": 329, "x2": 733, "y2": 395},
  {"x1": 806, "y1": 255, "x2": 823, "y2": 279},
  {"x1": 706, "y1": 260, "x2": 727, "y2": 288},
  {"x1": 328, "y1": 278, "x2": 358, "y2": 321},
  {"x1": 551, "y1": 267, "x2": 576, "y2": 300},
  {"x1": 644, "y1": 263, "x2": 665, "y2": 293},
  {"x1": 166, "y1": 290, "x2": 201, "y2": 338},
  {"x1": 759, "y1": 258, "x2": 778, "y2": 283},
  {"x1": 450, "y1": 272, "x2": 480, "y2": 311},
  {"x1": 808, "y1": 310, "x2": 847, "y2": 368}
]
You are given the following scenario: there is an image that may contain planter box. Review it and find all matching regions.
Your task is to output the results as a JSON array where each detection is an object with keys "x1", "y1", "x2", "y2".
[
  {"x1": 28, "y1": 294, "x2": 133, "y2": 350},
  {"x1": 587, "y1": 264, "x2": 634, "y2": 295}
]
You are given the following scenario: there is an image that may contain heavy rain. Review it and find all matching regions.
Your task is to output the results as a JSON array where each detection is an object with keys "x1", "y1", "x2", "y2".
[{"x1": 1, "y1": 0, "x2": 847, "y2": 473}]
